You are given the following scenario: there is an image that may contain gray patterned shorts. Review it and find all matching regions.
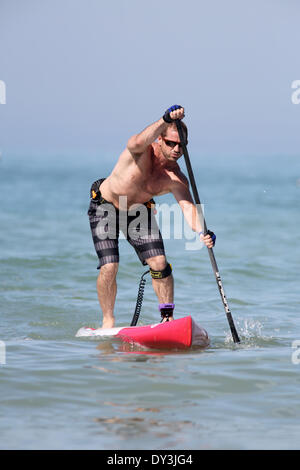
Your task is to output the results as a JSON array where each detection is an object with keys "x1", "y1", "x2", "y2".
[{"x1": 88, "y1": 179, "x2": 166, "y2": 268}]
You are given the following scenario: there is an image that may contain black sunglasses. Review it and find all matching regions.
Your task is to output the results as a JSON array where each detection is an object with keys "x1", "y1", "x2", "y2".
[{"x1": 163, "y1": 138, "x2": 184, "y2": 148}]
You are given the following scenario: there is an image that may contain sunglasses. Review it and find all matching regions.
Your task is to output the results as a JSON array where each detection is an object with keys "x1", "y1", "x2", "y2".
[{"x1": 162, "y1": 138, "x2": 184, "y2": 149}]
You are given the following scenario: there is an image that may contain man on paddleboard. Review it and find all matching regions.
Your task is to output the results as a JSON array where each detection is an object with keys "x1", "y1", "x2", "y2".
[{"x1": 88, "y1": 105, "x2": 216, "y2": 328}]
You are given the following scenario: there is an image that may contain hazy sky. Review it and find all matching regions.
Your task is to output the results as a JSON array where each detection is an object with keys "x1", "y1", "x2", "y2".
[{"x1": 0, "y1": 0, "x2": 299, "y2": 161}]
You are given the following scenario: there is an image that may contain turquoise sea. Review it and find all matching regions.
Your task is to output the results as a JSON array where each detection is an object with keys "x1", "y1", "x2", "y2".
[{"x1": 1, "y1": 152, "x2": 300, "y2": 450}]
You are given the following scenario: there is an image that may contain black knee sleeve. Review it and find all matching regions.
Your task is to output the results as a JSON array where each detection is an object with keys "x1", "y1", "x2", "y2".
[{"x1": 149, "y1": 263, "x2": 172, "y2": 279}]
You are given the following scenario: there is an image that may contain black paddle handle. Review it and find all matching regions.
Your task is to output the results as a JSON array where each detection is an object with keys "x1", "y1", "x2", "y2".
[{"x1": 175, "y1": 120, "x2": 240, "y2": 344}]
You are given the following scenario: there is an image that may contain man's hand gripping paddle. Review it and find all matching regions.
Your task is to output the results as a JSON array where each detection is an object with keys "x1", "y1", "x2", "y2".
[{"x1": 175, "y1": 119, "x2": 240, "y2": 344}]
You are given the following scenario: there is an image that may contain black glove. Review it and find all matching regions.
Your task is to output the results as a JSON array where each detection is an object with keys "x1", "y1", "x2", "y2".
[
  {"x1": 199, "y1": 230, "x2": 216, "y2": 247},
  {"x1": 163, "y1": 104, "x2": 183, "y2": 123},
  {"x1": 207, "y1": 230, "x2": 216, "y2": 246}
]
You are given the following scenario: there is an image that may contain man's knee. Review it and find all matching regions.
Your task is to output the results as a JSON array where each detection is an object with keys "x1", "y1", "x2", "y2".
[
  {"x1": 146, "y1": 255, "x2": 167, "y2": 271},
  {"x1": 98, "y1": 262, "x2": 119, "y2": 280}
]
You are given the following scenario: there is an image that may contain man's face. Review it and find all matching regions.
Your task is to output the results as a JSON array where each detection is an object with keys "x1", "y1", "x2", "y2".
[{"x1": 158, "y1": 128, "x2": 185, "y2": 163}]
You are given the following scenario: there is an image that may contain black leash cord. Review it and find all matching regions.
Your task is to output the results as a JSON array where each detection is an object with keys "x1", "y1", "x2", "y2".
[{"x1": 130, "y1": 270, "x2": 150, "y2": 326}]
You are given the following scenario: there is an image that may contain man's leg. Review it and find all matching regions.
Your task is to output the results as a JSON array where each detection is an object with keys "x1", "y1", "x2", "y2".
[
  {"x1": 88, "y1": 180, "x2": 120, "y2": 329},
  {"x1": 145, "y1": 255, "x2": 174, "y2": 321},
  {"x1": 127, "y1": 203, "x2": 174, "y2": 321},
  {"x1": 96, "y1": 262, "x2": 118, "y2": 328}
]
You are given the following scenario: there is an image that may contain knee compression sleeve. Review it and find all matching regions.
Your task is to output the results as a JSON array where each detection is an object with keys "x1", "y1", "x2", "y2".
[{"x1": 149, "y1": 262, "x2": 172, "y2": 279}]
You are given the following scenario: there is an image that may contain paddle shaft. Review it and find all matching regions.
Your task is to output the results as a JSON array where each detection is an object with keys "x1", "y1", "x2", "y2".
[{"x1": 175, "y1": 120, "x2": 240, "y2": 343}]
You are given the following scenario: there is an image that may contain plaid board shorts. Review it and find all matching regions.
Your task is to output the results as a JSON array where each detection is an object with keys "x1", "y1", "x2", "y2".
[{"x1": 88, "y1": 179, "x2": 166, "y2": 269}]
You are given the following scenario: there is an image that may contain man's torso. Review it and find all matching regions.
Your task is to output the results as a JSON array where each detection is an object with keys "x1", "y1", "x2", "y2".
[{"x1": 99, "y1": 143, "x2": 185, "y2": 209}]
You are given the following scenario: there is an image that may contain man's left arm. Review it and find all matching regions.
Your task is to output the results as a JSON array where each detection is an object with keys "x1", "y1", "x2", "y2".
[{"x1": 171, "y1": 179, "x2": 216, "y2": 249}]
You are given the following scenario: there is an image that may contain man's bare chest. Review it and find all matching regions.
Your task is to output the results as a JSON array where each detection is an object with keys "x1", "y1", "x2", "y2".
[
  {"x1": 143, "y1": 171, "x2": 170, "y2": 196},
  {"x1": 127, "y1": 161, "x2": 171, "y2": 194}
]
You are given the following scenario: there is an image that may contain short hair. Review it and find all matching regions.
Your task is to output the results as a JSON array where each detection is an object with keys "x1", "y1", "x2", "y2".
[{"x1": 161, "y1": 120, "x2": 188, "y2": 143}]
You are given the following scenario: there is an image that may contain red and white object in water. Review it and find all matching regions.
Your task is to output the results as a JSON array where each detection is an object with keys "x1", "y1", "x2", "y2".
[{"x1": 76, "y1": 316, "x2": 209, "y2": 349}]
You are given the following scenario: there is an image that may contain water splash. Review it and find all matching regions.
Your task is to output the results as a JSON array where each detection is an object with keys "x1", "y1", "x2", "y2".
[{"x1": 224, "y1": 318, "x2": 278, "y2": 348}]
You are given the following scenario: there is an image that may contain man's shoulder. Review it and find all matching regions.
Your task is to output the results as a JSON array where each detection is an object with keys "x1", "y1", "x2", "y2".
[
  {"x1": 121, "y1": 142, "x2": 152, "y2": 161},
  {"x1": 169, "y1": 166, "x2": 189, "y2": 186}
]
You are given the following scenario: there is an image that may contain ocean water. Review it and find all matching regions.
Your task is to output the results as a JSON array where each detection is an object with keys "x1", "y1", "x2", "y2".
[{"x1": 0, "y1": 152, "x2": 300, "y2": 450}]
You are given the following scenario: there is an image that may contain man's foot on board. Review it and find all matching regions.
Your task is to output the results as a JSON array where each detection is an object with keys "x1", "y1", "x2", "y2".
[
  {"x1": 101, "y1": 316, "x2": 115, "y2": 329},
  {"x1": 159, "y1": 303, "x2": 174, "y2": 323},
  {"x1": 161, "y1": 316, "x2": 174, "y2": 323}
]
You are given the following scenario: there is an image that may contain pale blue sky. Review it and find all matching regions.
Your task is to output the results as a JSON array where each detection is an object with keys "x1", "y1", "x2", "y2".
[{"x1": 0, "y1": 0, "x2": 299, "y2": 161}]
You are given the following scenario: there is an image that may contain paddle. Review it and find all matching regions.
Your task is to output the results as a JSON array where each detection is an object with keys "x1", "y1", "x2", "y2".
[{"x1": 175, "y1": 119, "x2": 240, "y2": 344}]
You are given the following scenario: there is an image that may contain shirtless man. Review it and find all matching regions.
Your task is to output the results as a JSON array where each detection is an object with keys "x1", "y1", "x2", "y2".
[{"x1": 88, "y1": 105, "x2": 216, "y2": 328}]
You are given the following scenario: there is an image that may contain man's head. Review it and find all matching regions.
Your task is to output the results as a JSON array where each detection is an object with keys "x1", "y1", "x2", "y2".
[{"x1": 158, "y1": 121, "x2": 188, "y2": 163}]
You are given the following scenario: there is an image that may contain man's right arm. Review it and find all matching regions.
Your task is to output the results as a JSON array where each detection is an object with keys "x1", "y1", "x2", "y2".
[
  {"x1": 127, "y1": 118, "x2": 167, "y2": 157},
  {"x1": 127, "y1": 106, "x2": 185, "y2": 157}
]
